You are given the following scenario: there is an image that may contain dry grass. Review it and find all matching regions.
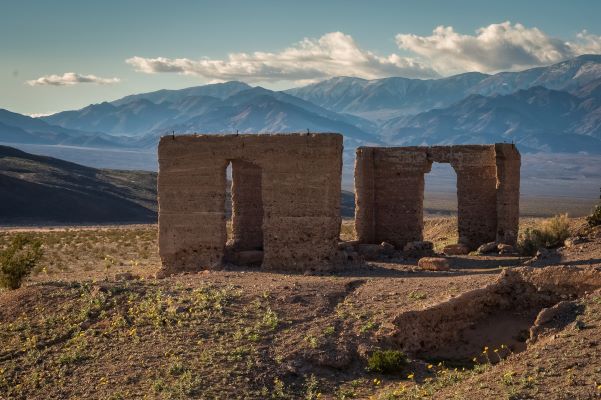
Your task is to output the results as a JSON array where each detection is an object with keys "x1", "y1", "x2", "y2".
[{"x1": 0, "y1": 217, "x2": 598, "y2": 399}]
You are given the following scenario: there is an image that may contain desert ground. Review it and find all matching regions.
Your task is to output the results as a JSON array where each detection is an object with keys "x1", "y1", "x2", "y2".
[{"x1": 1, "y1": 217, "x2": 601, "y2": 399}]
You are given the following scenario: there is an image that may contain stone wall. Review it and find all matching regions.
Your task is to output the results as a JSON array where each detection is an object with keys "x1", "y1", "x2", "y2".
[
  {"x1": 354, "y1": 144, "x2": 520, "y2": 250},
  {"x1": 158, "y1": 133, "x2": 343, "y2": 275}
]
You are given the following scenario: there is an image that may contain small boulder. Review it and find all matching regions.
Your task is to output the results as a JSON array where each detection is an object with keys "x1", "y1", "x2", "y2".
[
  {"x1": 477, "y1": 242, "x2": 498, "y2": 254},
  {"x1": 379, "y1": 241, "x2": 395, "y2": 255},
  {"x1": 442, "y1": 243, "x2": 470, "y2": 255},
  {"x1": 417, "y1": 257, "x2": 450, "y2": 271},
  {"x1": 497, "y1": 243, "x2": 517, "y2": 255},
  {"x1": 357, "y1": 244, "x2": 382, "y2": 260},
  {"x1": 564, "y1": 237, "x2": 587, "y2": 248},
  {"x1": 403, "y1": 241, "x2": 434, "y2": 258},
  {"x1": 115, "y1": 272, "x2": 138, "y2": 281}
]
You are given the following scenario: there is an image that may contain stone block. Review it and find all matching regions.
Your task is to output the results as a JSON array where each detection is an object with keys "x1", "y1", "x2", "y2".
[{"x1": 418, "y1": 257, "x2": 450, "y2": 271}]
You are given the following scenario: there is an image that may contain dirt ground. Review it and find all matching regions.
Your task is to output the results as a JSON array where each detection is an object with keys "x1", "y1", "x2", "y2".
[{"x1": 1, "y1": 218, "x2": 601, "y2": 399}]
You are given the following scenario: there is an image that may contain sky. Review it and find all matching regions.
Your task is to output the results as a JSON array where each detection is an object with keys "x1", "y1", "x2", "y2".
[{"x1": 2, "y1": 0, "x2": 601, "y2": 115}]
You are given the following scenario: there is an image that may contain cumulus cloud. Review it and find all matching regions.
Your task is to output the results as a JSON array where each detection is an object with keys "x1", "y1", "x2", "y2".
[
  {"x1": 26, "y1": 72, "x2": 120, "y2": 86},
  {"x1": 126, "y1": 32, "x2": 439, "y2": 84},
  {"x1": 395, "y1": 21, "x2": 601, "y2": 75}
]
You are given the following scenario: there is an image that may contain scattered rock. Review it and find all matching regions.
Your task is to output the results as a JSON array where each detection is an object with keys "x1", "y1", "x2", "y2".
[
  {"x1": 564, "y1": 237, "x2": 587, "y2": 248},
  {"x1": 357, "y1": 244, "x2": 382, "y2": 260},
  {"x1": 404, "y1": 241, "x2": 434, "y2": 258},
  {"x1": 477, "y1": 242, "x2": 498, "y2": 254},
  {"x1": 115, "y1": 272, "x2": 138, "y2": 281},
  {"x1": 497, "y1": 244, "x2": 517, "y2": 255},
  {"x1": 379, "y1": 241, "x2": 395, "y2": 255},
  {"x1": 443, "y1": 243, "x2": 470, "y2": 255},
  {"x1": 417, "y1": 257, "x2": 450, "y2": 271},
  {"x1": 337, "y1": 241, "x2": 356, "y2": 251}
]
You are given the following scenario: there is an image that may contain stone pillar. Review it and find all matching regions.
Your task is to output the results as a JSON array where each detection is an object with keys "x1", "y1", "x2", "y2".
[
  {"x1": 158, "y1": 139, "x2": 228, "y2": 274},
  {"x1": 354, "y1": 147, "x2": 376, "y2": 243},
  {"x1": 230, "y1": 159, "x2": 263, "y2": 251},
  {"x1": 260, "y1": 135, "x2": 342, "y2": 272},
  {"x1": 495, "y1": 144, "x2": 521, "y2": 245},
  {"x1": 354, "y1": 147, "x2": 431, "y2": 248},
  {"x1": 373, "y1": 148, "x2": 431, "y2": 248},
  {"x1": 450, "y1": 146, "x2": 498, "y2": 249}
]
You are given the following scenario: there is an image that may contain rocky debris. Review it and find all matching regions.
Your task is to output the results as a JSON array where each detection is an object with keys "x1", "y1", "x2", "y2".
[
  {"x1": 380, "y1": 241, "x2": 395, "y2": 255},
  {"x1": 443, "y1": 243, "x2": 470, "y2": 255},
  {"x1": 477, "y1": 241, "x2": 498, "y2": 254},
  {"x1": 114, "y1": 272, "x2": 139, "y2": 281},
  {"x1": 337, "y1": 240, "x2": 359, "y2": 251},
  {"x1": 564, "y1": 236, "x2": 588, "y2": 248},
  {"x1": 390, "y1": 267, "x2": 601, "y2": 360},
  {"x1": 529, "y1": 300, "x2": 584, "y2": 344},
  {"x1": 404, "y1": 241, "x2": 435, "y2": 258},
  {"x1": 357, "y1": 244, "x2": 382, "y2": 260},
  {"x1": 498, "y1": 243, "x2": 518, "y2": 255},
  {"x1": 417, "y1": 257, "x2": 450, "y2": 271},
  {"x1": 590, "y1": 225, "x2": 601, "y2": 239}
]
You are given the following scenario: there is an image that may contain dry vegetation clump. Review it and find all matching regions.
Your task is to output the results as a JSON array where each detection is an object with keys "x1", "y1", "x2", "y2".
[
  {"x1": 518, "y1": 214, "x2": 571, "y2": 255},
  {"x1": 0, "y1": 234, "x2": 42, "y2": 289},
  {"x1": 587, "y1": 200, "x2": 601, "y2": 227},
  {"x1": 367, "y1": 350, "x2": 408, "y2": 374}
]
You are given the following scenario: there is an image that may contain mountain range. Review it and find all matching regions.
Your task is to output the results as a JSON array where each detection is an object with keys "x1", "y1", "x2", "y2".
[{"x1": 2, "y1": 54, "x2": 601, "y2": 160}]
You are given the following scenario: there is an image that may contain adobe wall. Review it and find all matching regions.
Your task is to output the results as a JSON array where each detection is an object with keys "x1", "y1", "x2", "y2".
[
  {"x1": 354, "y1": 144, "x2": 520, "y2": 250},
  {"x1": 354, "y1": 147, "x2": 431, "y2": 246},
  {"x1": 158, "y1": 133, "x2": 343, "y2": 275},
  {"x1": 495, "y1": 144, "x2": 521, "y2": 244}
]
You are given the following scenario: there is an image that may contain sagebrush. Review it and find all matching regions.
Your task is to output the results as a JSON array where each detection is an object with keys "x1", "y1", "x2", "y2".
[
  {"x1": 0, "y1": 234, "x2": 43, "y2": 289},
  {"x1": 588, "y1": 203, "x2": 601, "y2": 227},
  {"x1": 518, "y1": 214, "x2": 571, "y2": 255},
  {"x1": 366, "y1": 350, "x2": 408, "y2": 374}
]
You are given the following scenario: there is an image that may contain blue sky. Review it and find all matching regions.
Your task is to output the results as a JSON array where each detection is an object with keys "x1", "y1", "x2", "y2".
[{"x1": 2, "y1": 0, "x2": 601, "y2": 115}]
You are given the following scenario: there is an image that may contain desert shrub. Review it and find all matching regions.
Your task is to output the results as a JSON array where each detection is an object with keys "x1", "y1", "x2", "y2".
[
  {"x1": 0, "y1": 234, "x2": 43, "y2": 289},
  {"x1": 518, "y1": 214, "x2": 571, "y2": 255},
  {"x1": 366, "y1": 350, "x2": 408, "y2": 374},
  {"x1": 587, "y1": 203, "x2": 601, "y2": 227}
]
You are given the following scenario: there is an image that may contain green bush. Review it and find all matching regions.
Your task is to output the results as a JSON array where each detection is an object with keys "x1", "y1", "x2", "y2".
[
  {"x1": 587, "y1": 203, "x2": 601, "y2": 227},
  {"x1": 0, "y1": 234, "x2": 43, "y2": 290},
  {"x1": 518, "y1": 214, "x2": 571, "y2": 256},
  {"x1": 366, "y1": 350, "x2": 408, "y2": 374}
]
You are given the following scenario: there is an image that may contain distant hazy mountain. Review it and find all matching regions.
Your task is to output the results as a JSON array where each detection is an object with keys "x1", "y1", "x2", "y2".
[
  {"x1": 9, "y1": 53, "x2": 598, "y2": 157},
  {"x1": 43, "y1": 81, "x2": 251, "y2": 135},
  {"x1": 286, "y1": 72, "x2": 489, "y2": 121},
  {"x1": 42, "y1": 84, "x2": 380, "y2": 145},
  {"x1": 112, "y1": 81, "x2": 252, "y2": 106},
  {"x1": 0, "y1": 145, "x2": 156, "y2": 224},
  {"x1": 287, "y1": 55, "x2": 601, "y2": 121},
  {"x1": 381, "y1": 86, "x2": 601, "y2": 153},
  {"x1": 470, "y1": 54, "x2": 601, "y2": 96},
  {"x1": 0, "y1": 109, "x2": 124, "y2": 147}
]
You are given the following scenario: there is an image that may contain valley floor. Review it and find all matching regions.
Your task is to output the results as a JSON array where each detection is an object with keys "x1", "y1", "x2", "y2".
[{"x1": 1, "y1": 219, "x2": 601, "y2": 399}]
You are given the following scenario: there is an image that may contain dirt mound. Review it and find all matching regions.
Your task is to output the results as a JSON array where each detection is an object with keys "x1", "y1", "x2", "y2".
[{"x1": 389, "y1": 266, "x2": 601, "y2": 362}]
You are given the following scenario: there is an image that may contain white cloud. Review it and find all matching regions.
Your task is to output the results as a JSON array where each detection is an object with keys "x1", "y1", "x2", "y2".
[
  {"x1": 26, "y1": 72, "x2": 120, "y2": 86},
  {"x1": 126, "y1": 32, "x2": 439, "y2": 84},
  {"x1": 395, "y1": 21, "x2": 601, "y2": 75}
]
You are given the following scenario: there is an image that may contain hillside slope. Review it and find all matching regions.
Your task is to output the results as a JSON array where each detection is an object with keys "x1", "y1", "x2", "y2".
[{"x1": 0, "y1": 146, "x2": 157, "y2": 224}]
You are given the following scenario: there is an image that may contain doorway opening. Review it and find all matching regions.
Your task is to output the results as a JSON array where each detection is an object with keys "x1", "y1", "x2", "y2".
[
  {"x1": 224, "y1": 160, "x2": 264, "y2": 267},
  {"x1": 424, "y1": 162, "x2": 458, "y2": 251}
]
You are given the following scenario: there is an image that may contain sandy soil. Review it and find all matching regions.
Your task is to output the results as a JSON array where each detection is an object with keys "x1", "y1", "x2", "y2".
[{"x1": 1, "y1": 219, "x2": 600, "y2": 399}]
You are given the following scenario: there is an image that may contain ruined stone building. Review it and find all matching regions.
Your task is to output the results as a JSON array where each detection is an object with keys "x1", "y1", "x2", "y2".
[
  {"x1": 354, "y1": 144, "x2": 520, "y2": 250},
  {"x1": 157, "y1": 134, "x2": 520, "y2": 275},
  {"x1": 157, "y1": 133, "x2": 343, "y2": 275}
]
